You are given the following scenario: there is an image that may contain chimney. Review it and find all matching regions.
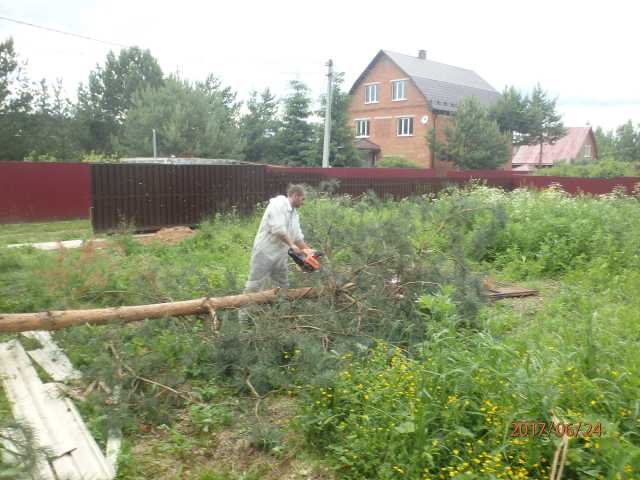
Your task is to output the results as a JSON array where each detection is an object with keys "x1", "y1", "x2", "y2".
[{"x1": 418, "y1": 49, "x2": 426, "y2": 60}]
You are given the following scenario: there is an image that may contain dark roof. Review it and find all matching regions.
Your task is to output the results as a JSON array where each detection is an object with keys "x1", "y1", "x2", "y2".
[
  {"x1": 350, "y1": 50, "x2": 501, "y2": 112},
  {"x1": 354, "y1": 139, "x2": 381, "y2": 152}
]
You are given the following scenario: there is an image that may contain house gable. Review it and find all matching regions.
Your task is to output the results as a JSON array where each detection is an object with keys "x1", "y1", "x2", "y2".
[
  {"x1": 512, "y1": 127, "x2": 599, "y2": 166},
  {"x1": 347, "y1": 54, "x2": 434, "y2": 168},
  {"x1": 349, "y1": 50, "x2": 431, "y2": 109},
  {"x1": 350, "y1": 50, "x2": 500, "y2": 113}
]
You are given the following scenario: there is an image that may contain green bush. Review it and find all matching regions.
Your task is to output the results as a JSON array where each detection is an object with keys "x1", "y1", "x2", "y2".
[
  {"x1": 377, "y1": 156, "x2": 421, "y2": 168},
  {"x1": 300, "y1": 273, "x2": 640, "y2": 479},
  {"x1": 536, "y1": 158, "x2": 640, "y2": 178}
]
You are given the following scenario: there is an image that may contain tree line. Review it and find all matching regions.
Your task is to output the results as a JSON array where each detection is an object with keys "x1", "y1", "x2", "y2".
[
  {"x1": 431, "y1": 86, "x2": 640, "y2": 170},
  {"x1": 594, "y1": 121, "x2": 640, "y2": 163},
  {"x1": 0, "y1": 39, "x2": 361, "y2": 166},
  {"x1": 2, "y1": 37, "x2": 638, "y2": 169}
]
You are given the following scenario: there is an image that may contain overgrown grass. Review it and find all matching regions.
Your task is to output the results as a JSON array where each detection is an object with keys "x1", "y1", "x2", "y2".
[
  {"x1": 2, "y1": 186, "x2": 640, "y2": 478},
  {"x1": 0, "y1": 219, "x2": 92, "y2": 246}
]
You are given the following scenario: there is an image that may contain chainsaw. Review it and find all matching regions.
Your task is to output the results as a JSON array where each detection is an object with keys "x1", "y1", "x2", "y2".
[{"x1": 288, "y1": 248, "x2": 323, "y2": 272}]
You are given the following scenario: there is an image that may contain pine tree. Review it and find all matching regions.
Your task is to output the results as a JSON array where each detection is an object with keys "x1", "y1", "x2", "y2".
[
  {"x1": 0, "y1": 38, "x2": 18, "y2": 108},
  {"x1": 522, "y1": 84, "x2": 566, "y2": 164},
  {"x1": 273, "y1": 80, "x2": 314, "y2": 166},
  {"x1": 241, "y1": 88, "x2": 280, "y2": 163},
  {"x1": 428, "y1": 97, "x2": 511, "y2": 170},
  {"x1": 76, "y1": 47, "x2": 164, "y2": 154},
  {"x1": 594, "y1": 126, "x2": 615, "y2": 159},
  {"x1": 117, "y1": 75, "x2": 244, "y2": 158},
  {"x1": 0, "y1": 38, "x2": 35, "y2": 160},
  {"x1": 614, "y1": 120, "x2": 639, "y2": 162},
  {"x1": 490, "y1": 86, "x2": 528, "y2": 144}
]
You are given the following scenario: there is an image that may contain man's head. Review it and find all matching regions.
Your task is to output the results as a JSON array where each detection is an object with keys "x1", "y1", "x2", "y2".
[{"x1": 287, "y1": 184, "x2": 306, "y2": 209}]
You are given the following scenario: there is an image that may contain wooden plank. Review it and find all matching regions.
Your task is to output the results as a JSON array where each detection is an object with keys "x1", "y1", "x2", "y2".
[
  {"x1": 487, "y1": 287, "x2": 538, "y2": 300},
  {"x1": 0, "y1": 340, "x2": 114, "y2": 480}
]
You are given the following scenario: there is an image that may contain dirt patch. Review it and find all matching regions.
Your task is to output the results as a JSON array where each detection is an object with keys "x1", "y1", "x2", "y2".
[
  {"x1": 126, "y1": 395, "x2": 334, "y2": 480},
  {"x1": 137, "y1": 226, "x2": 195, "y2": 246}
]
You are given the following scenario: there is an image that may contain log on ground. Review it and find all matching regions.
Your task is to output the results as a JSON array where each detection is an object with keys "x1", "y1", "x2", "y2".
[{"x1": 0, "y1": 286, "x2": 333, "y2": 333}]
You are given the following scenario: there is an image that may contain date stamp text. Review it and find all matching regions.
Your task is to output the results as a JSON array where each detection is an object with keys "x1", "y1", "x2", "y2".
[{"x1": 511, "y1": 421, "x2": 602, "y2": 438}]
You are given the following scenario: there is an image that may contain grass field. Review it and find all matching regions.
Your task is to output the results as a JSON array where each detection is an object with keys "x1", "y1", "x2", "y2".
[
  {"x1": 1, "y1": 186, "x2": 639, "y2": 479},
  {"x1": 0, "y1": 219, "x2": 92, "y2": 246}
]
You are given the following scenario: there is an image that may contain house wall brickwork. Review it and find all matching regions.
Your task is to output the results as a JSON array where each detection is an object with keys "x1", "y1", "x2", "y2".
[
  {"x1": 348, "y1": 53, "x2": 510, "y2": 170},
  {"x1": 348, "y1": 56, "x2": 439, "y2": 168}
]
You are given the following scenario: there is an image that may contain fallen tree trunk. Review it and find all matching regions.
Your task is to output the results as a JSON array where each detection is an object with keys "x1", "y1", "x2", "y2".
[{"x1": 0, "y1": 286, "x2": 333, "y2": 333}]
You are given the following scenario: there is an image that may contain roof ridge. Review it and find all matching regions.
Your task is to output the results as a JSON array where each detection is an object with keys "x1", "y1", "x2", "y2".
[
  {"x1": 382, "y1": 49, "x2": 476, "y2": 73},
  {"x1": 410, "y1": 74, "x2": 498, "y2": 93}
]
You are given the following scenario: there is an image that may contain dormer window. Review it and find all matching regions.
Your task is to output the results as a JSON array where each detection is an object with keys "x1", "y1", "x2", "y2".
[
  {"x1": 364, "y1": 84, "x2": 379, "y2": 104},
  {"x1": 392, "y1": 79, "x2": 407, "y2": 101}
]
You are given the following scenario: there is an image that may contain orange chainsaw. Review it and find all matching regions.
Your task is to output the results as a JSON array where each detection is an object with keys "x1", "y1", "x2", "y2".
[{"x1": 288, "y1": 248, "x2": 323, "y2": 272}]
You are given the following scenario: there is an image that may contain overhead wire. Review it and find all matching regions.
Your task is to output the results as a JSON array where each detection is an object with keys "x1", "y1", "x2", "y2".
[{"x1": 0, "y1": 15, "x2": 128, "y2": 48}]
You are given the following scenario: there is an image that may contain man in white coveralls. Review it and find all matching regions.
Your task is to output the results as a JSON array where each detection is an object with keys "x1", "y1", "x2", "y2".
[{"x1": 244, "y1": 184, "x2": 313, "y2": 293}]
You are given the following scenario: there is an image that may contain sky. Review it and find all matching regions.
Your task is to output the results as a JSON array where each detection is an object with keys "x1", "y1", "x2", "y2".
[{"x1": 1, "y1": 0, "x2": 639, "y2": 131}]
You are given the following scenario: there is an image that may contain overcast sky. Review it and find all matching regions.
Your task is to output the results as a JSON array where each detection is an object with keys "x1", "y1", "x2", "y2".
[{"x1": 1, "y1": 0, "x2": 639, "y2": 131}]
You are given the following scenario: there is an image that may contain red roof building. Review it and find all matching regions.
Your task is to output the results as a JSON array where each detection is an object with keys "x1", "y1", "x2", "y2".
[{"x1": 512, "y1": 127, "x2": 598, "y2": 172}]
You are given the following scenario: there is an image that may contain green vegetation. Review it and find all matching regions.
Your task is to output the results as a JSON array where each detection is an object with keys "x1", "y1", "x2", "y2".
[
  {"x1": 429, "y1": 97, "x2": 511, "y2": 170},
  {"x1": 2, "y1": 185, "x2": 640, "y2": 478},
  {"x1": 429, "y1": 83, "x2": 567, "y2": 171},
  {"x1": 0, "y1": 39, "x2": 359, "y2": 167},
  {"x1": 301, "y1": 187, "x2": 640, "y2": 479},
  {"x1": 536, "y1": 159, "x2": 640, "y2": 178},
  {"x1": 595, "y1": 121, "x2": 640, "y2": 163},
  {"x1": 0, "y1": 219, "x2": 92, "y2": 246},
  {"x1": 377, "y1": 156, "x2": 421, "y2": 168}
]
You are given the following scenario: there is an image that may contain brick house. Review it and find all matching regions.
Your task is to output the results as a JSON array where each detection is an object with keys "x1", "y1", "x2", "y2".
[
  {"x1": 511, "y1": 127, "x2": 599, "y2": 173},
  {"x1": 348, "y1": 49, "x2": 501, "y2": 169}
]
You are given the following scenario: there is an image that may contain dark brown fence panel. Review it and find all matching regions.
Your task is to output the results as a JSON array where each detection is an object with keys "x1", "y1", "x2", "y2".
[
  {"x1": 89, "y1": 164, "x2": 640, "y2": 233},
  {"x1": 0, "y1": 161, "x2": 91, "y2": 223},
  {"x1": 91, "y1": 164, "x2": 265, "y2": 233}
]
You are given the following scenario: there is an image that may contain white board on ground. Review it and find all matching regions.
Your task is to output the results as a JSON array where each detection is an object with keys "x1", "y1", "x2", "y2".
[
  {"x1": 0, "y1": 340, "x2": 114, "y2": 480},
  {"x1": 22, "y1": 331, "x2": 82, "y2": 382}
]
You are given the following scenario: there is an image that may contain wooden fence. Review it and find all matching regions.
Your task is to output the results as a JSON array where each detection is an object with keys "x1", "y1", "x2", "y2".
[{"x1": 0, "y1": 162, "x2": 638, "y2": 231}]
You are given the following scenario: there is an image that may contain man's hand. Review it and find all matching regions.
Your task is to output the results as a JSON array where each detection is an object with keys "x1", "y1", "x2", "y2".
[
  {"x1": 290, "y1": 245, "x2": 303, "y2": 256},
  {"x1": 302, "y1": 248, "x2": 315, "y2": 258}
]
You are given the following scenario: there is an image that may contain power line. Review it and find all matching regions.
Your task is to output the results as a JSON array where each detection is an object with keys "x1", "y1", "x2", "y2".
[{"x1": 0, "y1": 15, "x2": 128, "y2": 48}]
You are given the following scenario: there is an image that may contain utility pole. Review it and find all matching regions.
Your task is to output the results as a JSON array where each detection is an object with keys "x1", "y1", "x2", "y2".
[
  {"x1": 152, "y1": 129, "x2": 157, "y2": 162},
  {"x1": 322, "y1": 59, "x2": 333, "y2": 168}
]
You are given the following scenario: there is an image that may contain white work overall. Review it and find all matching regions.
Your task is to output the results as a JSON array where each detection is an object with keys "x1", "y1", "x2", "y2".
[{"x1": 244, "y1": 195, "x2": 304, "y2": 293}]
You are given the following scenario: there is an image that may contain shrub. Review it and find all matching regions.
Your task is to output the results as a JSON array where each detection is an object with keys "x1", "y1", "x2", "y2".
[
  {"x1": 377, "y1": 156, "x2": 421, "y2": 168},
  {"x1": 536, "y1": 158, "x2": 640, "y2": 178}
]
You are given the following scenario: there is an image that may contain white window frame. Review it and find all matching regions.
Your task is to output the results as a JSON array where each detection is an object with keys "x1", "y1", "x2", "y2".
[
  {"x1": 355, "y1": 119, "x2": 370, "y2": 138},
  {"x1": 391, "y1": 79, "x2": 408, "y2": 101},
  {"x1": 396, "y1": 117, "x2": 413, "y2": 136},
  {"x1": 584, "y1": 144, "x2": 592, "y2": 158},
  {"x1": 364, "y1": 83, "x2": 379, "y2": 104}
]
